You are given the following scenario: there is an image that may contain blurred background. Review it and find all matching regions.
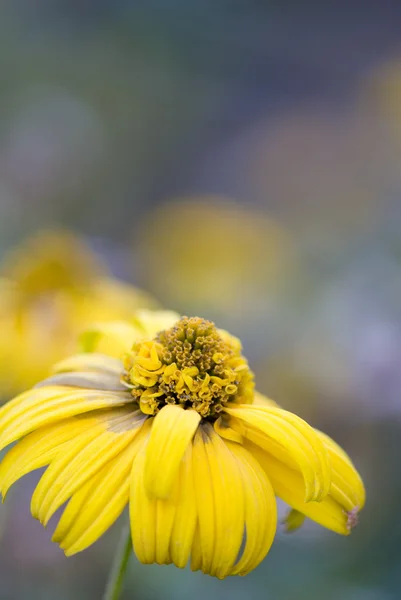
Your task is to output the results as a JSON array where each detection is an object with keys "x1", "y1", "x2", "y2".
[{"x1": 0, "y1": 1, "x2": 400, "y2": 598}]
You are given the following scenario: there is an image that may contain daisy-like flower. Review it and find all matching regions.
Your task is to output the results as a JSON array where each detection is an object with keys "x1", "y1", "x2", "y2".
[
  {"x1": 0, "y1": 230, "x2": 157, "y2": 395},
  {"x1": 138, "y1": 197, "x2": 296, "y2": 317},
  {"x1": 0, "y1": 312, "x2": 365, "y2": 579}
]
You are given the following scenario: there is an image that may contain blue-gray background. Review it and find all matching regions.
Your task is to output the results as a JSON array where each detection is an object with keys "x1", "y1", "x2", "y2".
[{"x1": 0, "y1": 2, "x2": 399, "y2": 599}]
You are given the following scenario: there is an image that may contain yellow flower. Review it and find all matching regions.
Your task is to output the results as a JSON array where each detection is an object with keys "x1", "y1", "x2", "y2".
[
  {"x1": 137, "y1": 197, "x2": 296, "y2": 315},
  {"x1": 0, "y1": 312, "x2": 365, "y2": 578},
  {"x1": 0, "y1": 230, "x2": 157, "y2": 395}
]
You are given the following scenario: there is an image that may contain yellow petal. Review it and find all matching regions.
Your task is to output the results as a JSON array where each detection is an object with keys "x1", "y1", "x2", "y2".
[
  {"x1": 31, "y1": 415, "x2": 114, "y2": 520},
  {"x1": 130, "y1": 431, "x2": 157, "y2": 564},
  {"x1": 213, "y1": 416, "x2": 243, "y2": 444},
  {"x1": 79, "y1": 322, "x2": 140, "y2": 358},
  {"x1": 133, "y1": 425, "x2": 196, "y2": 567},
  {"x1": 154, "y1": 481, "x2": 178, "y2": 565},
  {"x1": 144, "y1": 405, "x2": 200, "y2": 499},
  {"x1": 0, "y1": 387, "x2": 132, "y2": 451},
  {"x1": 0, "y1": 387, "x2": 51, "y2": 425},
  {"x1": 60, "y1": 424, "x2": 150, "y2": 555},
  {"x1": 248, "y1": 441, "x2": 353, "y2": 535},
  {"x1": 227, "y1": 441, "x2": 277, "y2": 576},
  {"x1": 191, "y1": 427, "x2": 215, "y2": 574},
  {"x1": 37, "y1": 411, "x2": 147, "y2": 525},
  {"x1": 225, "y1": 405, "x2": 330, "y2": 502},
  {"x1": 190, "y1": 525, "x2": 203, "y2": 573},
  {"x1": 0, "y1": 414, "x2": 101, "y2": 498},
  {"x1": 52, "y1": 474, "x2": 101, "y2": 544},
  {"x1": 229, "y1": 415, "x2": 298, "y2": 469},
  {"x1": 203, "y1": 425, "x2": 245, "y2": 579},
  {"x1": 132, "y1": 310, "x2": 179, "y2": 339},
  {"x1": 315, "y1": 429, "x2": 365, "y2": 509},
  {"x1": 53, "y1": 419, "x2": 151, "y2": 548},
  {"x1": 53, "y1": 353, "x2": 123, "y2": 375},
  {"x1": 133, "y1": 424, "x2": 181, "y2": 567},
  {"x1": 62, "y1": 474, "x2": 128, "y2": 554},
  {"x1": 169, "y1": 444, "x2": 197, "y2": 569}
]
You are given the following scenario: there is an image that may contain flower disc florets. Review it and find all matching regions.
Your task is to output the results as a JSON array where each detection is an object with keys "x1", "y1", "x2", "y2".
[{"x1": 122, "y1": 316, "x2": 254, "y2": 419}]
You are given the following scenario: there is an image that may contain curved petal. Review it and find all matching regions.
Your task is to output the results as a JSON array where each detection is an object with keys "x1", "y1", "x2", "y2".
[
  {"x1": 190, "y1": 427, "x2": 270, "y2": 578},
  {"x1": 0, "y1": 413, "x2": 102, "y2": 498},
  {"x1": 227, "y1": 441, "x2": 277, "y2": 576},
  {"x1": 143, "y1": 444, "x2": 198, "y2": 569},
  {"x1": 0, "y1": 386, "x2": 132, "y2": 451},
  {"x1": 169, "y1": 444, "x2": 197, "y2": 569},
  {"x1": 130, "y1": 434, "x2": 156, "y2": 564},
  {"x1": 191, "y1": 426, "x2": 215, "y2": 574},
  {"x1": 213, "y1": 416, "x2": 243, "y2": 444},
  {"x1": 190, "y1": 525, "x2": 203, "y2": 572},
  {"x1": 247, "y1": 441, "x2": 358, "y2": 535},
  {"x1": 154, "y1": 490, "x2": 178, "y2": 566},
  {"x1": 52, "y1": 474, "x2": 101, "y2": 545},
  {"x1": 30, "y1": 415, "x2": 114, "y2": 520},
  {"x1": 131, "y1": 434, "x2": 195, "y2": 568},
  {"x1": 202, "y1": 425, "x2": 245, "y2": 579},
  {"x1": 225, "y1": 405, "x2": 330, "y2": 502},
  {"x1": 228, "y1": 415, "x2": 298, "y2": 470},
  {"x1": 315, "y1": 429, "x2": 365, "y2": 510},
  {"x1": 58, "y1": 421, "x2": 151, "y2": 555},
  {"x1": 144, "y1": 405, "x2": 200, "y2": 499},
  {"x1": 34, "y1": 410, "x2": 147, "y2": 525}
]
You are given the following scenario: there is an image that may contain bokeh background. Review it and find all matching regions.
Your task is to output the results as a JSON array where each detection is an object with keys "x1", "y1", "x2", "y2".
[{"x1": 0, "y1": 1, "x2": 400, "y2": 598}]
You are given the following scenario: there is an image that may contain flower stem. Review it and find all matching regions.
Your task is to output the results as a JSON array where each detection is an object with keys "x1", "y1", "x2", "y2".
[{"x1": 103, "y1": 522, "x2": 132, "y2": 600}]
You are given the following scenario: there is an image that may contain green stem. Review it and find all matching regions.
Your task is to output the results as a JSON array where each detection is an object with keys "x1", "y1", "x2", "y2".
[{"x1": 103, "y1": 522, "x2": 132, "y2": 600}]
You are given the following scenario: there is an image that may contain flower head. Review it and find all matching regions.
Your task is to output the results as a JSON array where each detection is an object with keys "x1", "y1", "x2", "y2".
[
  {"x1": 122, "y1": 316, "x2": 254, "y2": 418},
  {"x1": 0, "y1": 230, "x2": 157, "y2": 394},
  {"x1": 0, "y1": 312, "x2": 365, "y2": 578},
  {"x1": 138, "y1": 198, "x2": 295, "y2": 316}
]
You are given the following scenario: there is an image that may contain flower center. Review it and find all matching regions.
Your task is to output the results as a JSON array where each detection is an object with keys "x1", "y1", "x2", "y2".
[{"x1": 122, "y1": 316, "x2": 254, "y2": 419}]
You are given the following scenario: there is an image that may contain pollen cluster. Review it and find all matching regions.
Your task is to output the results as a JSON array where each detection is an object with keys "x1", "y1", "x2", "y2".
[{"x1": 122, "y1": 316, "x2": 254, "y2": 418}]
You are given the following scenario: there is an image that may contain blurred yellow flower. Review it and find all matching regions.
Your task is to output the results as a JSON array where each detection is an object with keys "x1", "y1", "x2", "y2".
[
  {"x1": 0, "y1": 231, "x2": 157, "y2": 396},
  {"x1": 137, "y1": 198, "x2": 295, "y2": 315},
  {"x1": 0, "y1": 312, "x2": 365, "y2": 578}
]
